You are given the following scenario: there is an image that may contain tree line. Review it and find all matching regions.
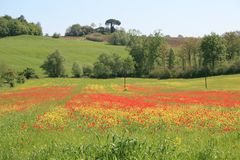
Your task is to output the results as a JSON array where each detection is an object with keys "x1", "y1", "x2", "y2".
[
  {"x1": 126, "y1": 31, "x2": 240, "y2": 79},
  {"x1": 65, "y1": 19, "x2": 121, "y2": 37},
  {"x1": 39, "y1": 30, "x2": 240, "y2": 79},
  {"x1": 40, "y1": 50, "x2": 135, "y2": 79},
  {"x1": 0, "y1": 15, "x2": 42, "y2": 37}
]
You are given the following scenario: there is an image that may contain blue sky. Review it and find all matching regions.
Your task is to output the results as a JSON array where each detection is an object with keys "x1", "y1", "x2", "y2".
[{"x1": 1, "y1": 0, "x2": 240, "y2": 37}]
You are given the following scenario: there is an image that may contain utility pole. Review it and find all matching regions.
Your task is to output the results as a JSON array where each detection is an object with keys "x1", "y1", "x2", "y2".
[
  {"x1": 124, "y1": 77, "x2": 126, "y2": 90},
  {"x1": 205, "y1": 76, "x2": 208, "y2": 89},
  {"x1": 204, "y1": 67, "x2": 208, "y2": 89}
]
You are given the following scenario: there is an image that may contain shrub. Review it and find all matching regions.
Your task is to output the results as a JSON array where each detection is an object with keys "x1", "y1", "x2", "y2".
[
  {"x1": 93, "y1": 62, "x2": 112, "y2": 78},
  {"x1": 149, "y1": 68, "x2": 172, "y2": 79},
  {"x1": 82, "y1": 65, "x2": 93, "y2": 77},
  {"x1": 86, "y1": 33, "x2": 109, "y2": 42},
  {"x1": 40, "y1": 50, "x2": 66, "y2": 77},
  {"x1": 2, "y1": 69, "x2": 16, "y2": 87},
  {"x1": 16, "y1": 73, "x2": 26, "y2": 84},
  {"x1": 23, "y1": 68, "x2": 38, "y2": 79},
  {"x1": 72, "y1": 62, "x2": 82, "y2": 78},
  {"x1": 52, "y1": 33, "x2": 60, "y2": 38},
  {"x1": 109, "y1": 30, "x2": 130, "y2": 45},
  {"x1": 227, "y1": 60, "x2": 240, "y2": 74}
]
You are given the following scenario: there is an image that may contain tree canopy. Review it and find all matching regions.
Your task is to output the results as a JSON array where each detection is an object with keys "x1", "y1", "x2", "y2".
[
  {"x1": 40, "y1": 50, "x2": 66, "y2": 77},
  {"x1": 0, "y1": 15, "x2": 42, "y2": 37},
  {"x1": 105, "y1": 19, "x2": 121, "y2": 33},
  {"x1": 201, "y1": 33, "x2": 227, "y2": 72}
]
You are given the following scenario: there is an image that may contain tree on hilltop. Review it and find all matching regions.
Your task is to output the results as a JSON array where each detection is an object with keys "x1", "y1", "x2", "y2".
[{"x1": 105, "y1": 19, "x2": 121, "y2": 33}]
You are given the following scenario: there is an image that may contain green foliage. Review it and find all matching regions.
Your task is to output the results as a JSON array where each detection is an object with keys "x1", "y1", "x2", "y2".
[
  {"x1": 86, "y1": 33, "x2": 109, "y2": 42},
  {"x1": 72, "y1": 62, "x2": 82, "y2": 78},
  {"x1": 128, "y1": 31, "x2": 168, "y2": 77},
  {"x1": 128, "y1": 35, "x2": 148, "y2": 76},
  {"x1": 105, "y1": 19, "x2": 121, "y2": 33},
  {"x1": 92, "y1": 53, "x2": 133, "y2": 78},
  {"x1": 82, "y1": 65, "x2": 93, "y2": 77},
  {"x1": 40, "y1": 50, "x2": 66, "y2": 77},
  {"x1": 93, "y1": 61, "x2": 112, "y2": 78},
  {"x1": 0, "y1": 15, "x2": 42, "y2": 37},
  {"x1": 201, "y1": 33, "x2": 227, "y2": 72},
  {"x1": 149, "y1": 68, "x2": 172, "y2": 79},
  {"x1": 223, "y1": 31, "x2": 240, "y2": 60},
  {"x1": 109, "y1": 30, "x2": 130, "y2": 45},
  {"x1": 65, "y1": 24, "x2": 94, "y2": 36},
  {"x1": 168, "y1": 48, "x2": 175, "y2": 70},
  {"x1": 180, "y1": 38, "x2": 201, "y2": 71},
  {"x1": 122, "y1": 56, "x2": 135, "y2": 76},
  {"x1": 93, "y1": 53, "x2": 114, "y2": 78},
  {"x1": 2, "y1": 69, "x2": 16, "y2": 87},
  {"x1": 52, "y1": 33, "x2": 60, "y2": 38},
  {"x1": 22, "y1": 68, "x2": 38, "y2": 79},
  {"x1": 16, "y1": 73, "x2": 26, "y2": 84}
]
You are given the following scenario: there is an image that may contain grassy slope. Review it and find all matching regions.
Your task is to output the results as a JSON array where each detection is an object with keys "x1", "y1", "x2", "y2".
[{"x1": 0, "y1": 35, "x2": 128, "y2": 75}]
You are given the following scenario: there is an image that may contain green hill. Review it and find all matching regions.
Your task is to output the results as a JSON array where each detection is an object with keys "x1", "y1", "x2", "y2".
[{"x1": 0, "y1": 35, "x2": 129, "y2": 76}]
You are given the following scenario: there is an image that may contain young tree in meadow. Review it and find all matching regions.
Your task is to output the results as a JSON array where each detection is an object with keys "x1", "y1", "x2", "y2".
[
  {"x1": 128, "y1": 35, "x2": 148, "y2": 76},
  {"x1": 82, "y1": 65, "x2": 93, "y2": 77},
  {"x1": 72, "y1": 62, "x2": 82, "y2": 78},
  {"x1": 111, "y1": 53, "x2": 123, "y2": 77},
  {"x1": 52, "y1": 33, "x2": 60, "y2": 38},
  {"x1": 93, "y1": 62, "x2": 112, "y2": 78},
  {"x1": 168, "y1": 48, "x2": 175, "y2": 70},
  {"x1": 122, "y1": 56, "x2": 135, "y2": 76},
  {"x1": 40, "y1": 50, "x2": 66, "y2": 77},
  {"x1": 200, "y1": 33, "x2": 227, "y2": 72}
]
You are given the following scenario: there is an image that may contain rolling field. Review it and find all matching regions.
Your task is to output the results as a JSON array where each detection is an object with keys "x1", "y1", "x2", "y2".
[
  {"x1": 0, "y1": 75, "x2": 240, "y2": 159},
  {"x1": 0, "y1": 35, "x2": 128, "y2": 76}
]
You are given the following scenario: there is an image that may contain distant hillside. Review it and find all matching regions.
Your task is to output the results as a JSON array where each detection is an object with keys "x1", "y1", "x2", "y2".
[{"x1": 0, "y1": 35, "x2": 128, "y2": 76}]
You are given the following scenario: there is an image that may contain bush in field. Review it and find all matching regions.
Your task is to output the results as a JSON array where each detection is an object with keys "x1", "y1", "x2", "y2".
[
  {"x1": 149, "y1": 68, "x2": 172, "y2": 79},
  {"x1": 122, "y1": 56, "x2": 135, "y2": 77},
  {"x1": 93, "y1": 53, "x2": 126, "y2": 78},
  {"x1": 109, "y1": 30, "x2": 130, "y2": 45},
  {"x1": 0, "y1": 63, "x2": 19, "y2": 87},
  {"x1": 22, "y1": 67, "x2": 38, "y2": 79},
  {"x1": 0, "y1": 63, "x2": 8, "y2": 85},
  {"x1": 40, "y1": 50, "x2": 66, "y2": 77},
  {"x1": 93, "y1": 62, "x2": 112, "y2": 78},
  {"x1": 52, "y1": 33, "x2": 60, "y2": 38},
  {"x1": 86, "y1": 33, "x2": 109, "y2": 42},
  {"x1": 2, "y1": 69, "x2": 16, "y2": 87},
  {"x1": 16, "y1": 73, "x2": 26, "y2": 84},
  {"x1": 65, "y1": 24, "x2": 94, "y2": 37},
  {"x1": 72, "y1": 62, "x2": 82, "y2": 78},
  {"x1": 83, "y1": 65, "x2": 93, "y2": 77}
]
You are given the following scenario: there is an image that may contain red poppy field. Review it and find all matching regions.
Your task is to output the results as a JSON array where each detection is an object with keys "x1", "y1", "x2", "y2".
[{"x1": 0, "y1": 76, "x2": 240, "y2": 159}]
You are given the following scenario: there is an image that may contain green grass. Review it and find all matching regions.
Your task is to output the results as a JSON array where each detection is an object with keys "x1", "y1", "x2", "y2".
[
  {"x1": 0, "y1": 35, "x2": 128, "y2": 76},
  {"x1": 0, "y1": 75, "x2": 239, "y2": 159}
]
